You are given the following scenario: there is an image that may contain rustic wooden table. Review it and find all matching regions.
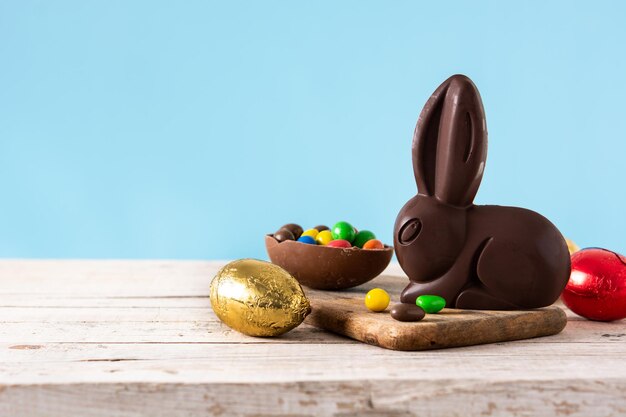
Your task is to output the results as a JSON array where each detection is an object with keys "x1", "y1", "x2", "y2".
[{"x1": 0, "y1": 260, "x2": 624, "y2": 417}]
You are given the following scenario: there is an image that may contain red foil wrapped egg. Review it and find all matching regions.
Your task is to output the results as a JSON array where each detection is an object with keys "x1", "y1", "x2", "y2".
[{"x1": 561, "y1": 248, "x2": 626, "y2": 321}]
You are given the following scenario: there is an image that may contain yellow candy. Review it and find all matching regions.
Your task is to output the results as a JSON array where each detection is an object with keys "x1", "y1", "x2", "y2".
[
  {"x1": 315, "y1": 230, "x2": 333, "y2": 245},
  {"x1": 565, "y1": 237, "x2": 580, "y2": 255},
  {"x1": 365, "y1": 288, "x2": 390, "y2": 312},
  {"x1": 301, "y1": 228, "x2": 319, "y2": 239}
]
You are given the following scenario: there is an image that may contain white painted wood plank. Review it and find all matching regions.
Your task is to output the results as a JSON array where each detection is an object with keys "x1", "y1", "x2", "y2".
[
  {"x1": 0, "y1": 320, "x2": 347, "y2": 345},
  {"x1": 0, "y1": 260, "x2": 216, "y2": 297},
  {"x1": 0, "y1": 295, "x2": 211, "y2": 308},
  {"x1": 0, "y1": 260, "x2": 407, "y2": 297},
  {"x1": 0, "y1": 306, "x2": 623, "y2": 344},
  {"x1": 1, "y1": 338, "x2": 624, "y2": 366},
  {"x1": 2, "y1": 341, "x2": 626, "y2": 384},
  {"x1": 2, "y1": 378, "x2": 623, "y2": 417}
]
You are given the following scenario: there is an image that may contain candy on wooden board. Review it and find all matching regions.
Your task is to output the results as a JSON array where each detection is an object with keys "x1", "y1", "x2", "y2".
[
  {"x1": 416, "y1": 295, "x2": 446, "y2": 314},
  {"x1": 365, "y1": 288, "x2": 390, "y2": 312}
]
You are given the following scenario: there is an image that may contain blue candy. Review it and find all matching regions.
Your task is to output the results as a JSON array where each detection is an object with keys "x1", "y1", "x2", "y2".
[{"x1": 297, "y1": 235, "x2": 316, "y2": 245}]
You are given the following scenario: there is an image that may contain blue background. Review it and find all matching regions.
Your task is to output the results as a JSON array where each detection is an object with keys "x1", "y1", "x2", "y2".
[{"x1": 1, "y1": 1, "x2": 625, "y2": 260}]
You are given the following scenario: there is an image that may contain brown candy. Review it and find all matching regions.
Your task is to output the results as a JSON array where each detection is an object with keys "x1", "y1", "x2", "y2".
[
  {"x1": 390, "y1": 303, "x2": 425, "y2": 322},
  {"x1": 280, "y1": 223, "x2": 303, "y2": 240},
  {"x1": 274, "y1": 228, "x2": 295, "y2": 243},
  {"x1": 314, "y1": 225, "x2": 330, "y2": 232}
]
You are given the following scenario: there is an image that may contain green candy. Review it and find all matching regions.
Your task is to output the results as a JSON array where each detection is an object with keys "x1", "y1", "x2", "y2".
[
  {"x1": 331, "y1": 221, "x2": 356, "y2": 243},
  {"x1": 416, "y1": 295, "x2": 446, "y2": 314},
  {"x1": 353, "y1": 230, "x2": 376, "y2": 248}
]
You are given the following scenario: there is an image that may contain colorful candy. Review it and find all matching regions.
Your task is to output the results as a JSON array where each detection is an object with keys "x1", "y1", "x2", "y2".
[
  {"x1": 390, "y1": 303, "x2": 425, "y2": 322},
  {"x1": 363, "y1": 239, "x2": 384, "y2": 250},
  {"x1": 416, "y1": 295, "x2": 446, "y2": 313},
  {"x1": 274, "y1": 228, "x2": 295, "y2": 242},
  {"x1": 353, "y1": 230, "x2": 376, "y2": 248},
  {"x1": 565, "y1": 237, "x2": 580, "y2": 255},
  {"x1": 326, "y1": 239, "x2": 352, "y2": 248},
  {"x1": 274, "y1": 222, "x2": 388, "y2": 252},
  {"x1": 280, "y1": 223, "x2": 303, "y2": 240},
  {"x1": 301, "y1": 229, "x2": 319, "y2": 239},
  {"x1": 331, "y1": 221, "x2": 356, "y2": 243},
  {"x1": 297, "y1": 236, "x2": 316, "y2": 245},
  {"x1": 365, "y1": 288, "x2": 390, "y2": 312},
  {"x1": 315, "y1": 230, "x2": 333, "y2": 245}
]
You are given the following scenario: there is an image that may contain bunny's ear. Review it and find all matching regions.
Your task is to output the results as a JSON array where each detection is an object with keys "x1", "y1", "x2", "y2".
[
  {"x1": 412, "y1": 77, "x2": 449, "y2": 196},
  {"x1": 412, "y1": 75, "x2": 487, "y2": 206}
]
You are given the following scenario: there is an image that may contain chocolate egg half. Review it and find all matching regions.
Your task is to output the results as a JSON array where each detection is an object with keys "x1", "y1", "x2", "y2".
[{"x1": 265, "y1": 235, "x2": 393, "y2": 290}]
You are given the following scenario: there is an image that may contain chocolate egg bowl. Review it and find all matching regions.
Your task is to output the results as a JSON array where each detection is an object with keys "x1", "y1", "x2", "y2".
[{"x1": 265, "y1": 234, "x2": 394, "y2": 290}]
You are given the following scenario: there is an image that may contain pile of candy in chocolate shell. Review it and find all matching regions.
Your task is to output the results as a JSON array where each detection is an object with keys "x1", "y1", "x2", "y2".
[{"x1": 273, "y1": 221, "x2": 384, "y2": 250}]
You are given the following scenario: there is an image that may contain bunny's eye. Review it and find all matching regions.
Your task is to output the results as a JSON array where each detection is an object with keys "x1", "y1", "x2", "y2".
[{"x1": 398, "y1": 218, "x2": 422, "y2": 245}]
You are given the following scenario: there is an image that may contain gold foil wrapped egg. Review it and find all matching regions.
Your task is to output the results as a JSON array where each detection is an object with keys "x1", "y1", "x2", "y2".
[
  {"x1": 210, "y1": 259, "x2": 311, "y2": 337},
  {"x1": 565, "y1": 238, "x2": 580, "y2": 255}
]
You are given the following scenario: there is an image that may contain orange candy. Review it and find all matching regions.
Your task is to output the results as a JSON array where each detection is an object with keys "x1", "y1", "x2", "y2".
[{"x1": 363, "y1": 239, "x2": 384, "y2": 250}]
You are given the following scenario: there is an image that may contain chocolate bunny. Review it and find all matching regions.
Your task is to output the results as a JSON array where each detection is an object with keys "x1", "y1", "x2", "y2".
[{"x1": 394, "y1": 75, "x2": 571, "y2": 310}]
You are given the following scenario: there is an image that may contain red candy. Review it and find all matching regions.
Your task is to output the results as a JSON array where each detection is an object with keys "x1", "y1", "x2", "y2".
[
  {"x1": 326, "y1": 239, "x2": 352, "y2": 248},
  {"x1": 561, "y1": 248, "x2": 626, "y2": 322}
]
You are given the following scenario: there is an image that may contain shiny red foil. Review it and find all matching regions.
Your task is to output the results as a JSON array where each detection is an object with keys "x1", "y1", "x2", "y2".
[{"x1": 562, "y1": 248, "x2": 626, "y2": 321}]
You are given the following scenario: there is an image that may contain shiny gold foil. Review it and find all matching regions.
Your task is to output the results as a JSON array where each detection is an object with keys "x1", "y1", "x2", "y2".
[
  {"x1": 210, "y1": 259, "x2": 311, "y2": 337},
  {"x1": 565, "y1": 238, "x2": 580, "y2": 255}
]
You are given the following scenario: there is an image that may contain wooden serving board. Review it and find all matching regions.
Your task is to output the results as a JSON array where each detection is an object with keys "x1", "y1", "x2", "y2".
[{"x1": 303, "y1": 273, "x2": 567, "y2": 351}]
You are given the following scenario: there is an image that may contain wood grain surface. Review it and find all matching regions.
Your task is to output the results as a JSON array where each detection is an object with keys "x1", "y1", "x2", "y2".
[
  {"x1": 0, "y1": 260, "x2": 625, "y2": 417},
  {"x1": 305, "y1": 276, "x2": 567, "y2": 350}
]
